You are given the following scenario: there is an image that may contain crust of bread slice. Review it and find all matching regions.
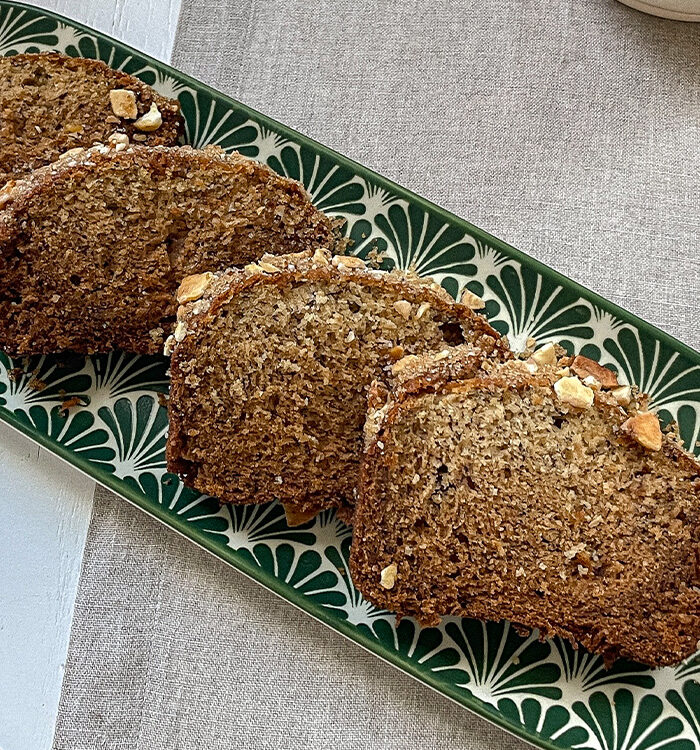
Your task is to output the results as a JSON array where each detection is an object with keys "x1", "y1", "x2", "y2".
[
  {"x1": 351, "y1": 350, "x2": 700, "y2": 667},
  {"x1": 0, "y1": 52, "x2": 183, "y2": 183},
  {"x1": 0, "y1": 145, "x2": 339, "y2": 355},
  {"x1": 166, "y1": 250, "x2": 508, "y2": 520}
]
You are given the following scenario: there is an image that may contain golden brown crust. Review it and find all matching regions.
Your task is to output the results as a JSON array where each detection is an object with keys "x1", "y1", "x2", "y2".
[
  {"x1": 0, "y1": 52, "x2": 183, "y2": 183},
  {"x1": 372, "y1": 356, "x2": 697, "y2": 474},
  {"x1": 176, "y1": 253, "x2": 505, "y2": 344},
  {"x1": 352, "y1": 353, "x2": 700, "y2": 667}
]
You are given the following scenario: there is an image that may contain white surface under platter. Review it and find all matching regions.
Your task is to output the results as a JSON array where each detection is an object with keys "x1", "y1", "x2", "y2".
[{"x1": 0, "y1": 4, "x2": 182, "y2": 749}]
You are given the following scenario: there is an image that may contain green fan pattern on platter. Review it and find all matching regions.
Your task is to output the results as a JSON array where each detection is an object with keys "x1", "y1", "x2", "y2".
[{"x1": 1, "y1": 4, "x2": 699, "y2": 750}]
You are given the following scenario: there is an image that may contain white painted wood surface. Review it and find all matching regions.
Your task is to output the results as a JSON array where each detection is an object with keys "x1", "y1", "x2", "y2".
[
  {"x1": 0, "y1": 424, "x2": 94, "y2": 750},
  {"x1": 0, "y1": 3, "x2": 181, "y2": 749},
  {"x1": 33, "y1": 0, "x2": 183, "y2": 62}
]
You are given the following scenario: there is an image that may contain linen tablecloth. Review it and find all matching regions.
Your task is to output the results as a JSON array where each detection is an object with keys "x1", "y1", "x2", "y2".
[{"x1": 53, "y1": 1, "x2": 700, "y2": 747}]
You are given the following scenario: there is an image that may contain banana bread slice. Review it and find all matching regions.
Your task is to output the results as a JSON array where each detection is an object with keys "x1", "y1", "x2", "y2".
[
  {"x1": 0, "y1": 52, "x2": 183, "y2": 183},
  {"x1": 351, "y1": 349, "x2": 700, "y2": 667},
  {"x1": 0, "y1": 145, "x2": 338, "y2": 355},
  {"x1": 166, "y1": 249, "x2": 507, "y2": 522}
]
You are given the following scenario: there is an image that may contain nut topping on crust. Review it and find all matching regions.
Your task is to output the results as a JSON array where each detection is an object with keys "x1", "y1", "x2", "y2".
[
  {"x1": 553, "y1": 376, "x2": 595, "y2": 409},
  {"x1": 612, "y1": 385, "x2": 632, "y2": 406},
  {"x1": 177, "y1": 272, "x2": 214, "y2": 304},
  {"x1": 583, "y1": 375, "x2": 601, "y2": 390},
  {"x1": 283, "y1": 503, "x2": 317, "y2": 527},
  {"x1": 312, "y1": 247, "x2": 331, "y2": 266},
  {"x1": 109, "y1": 89, "x2": 138, "y2": 119},
  {"x1": 0, "y1": 180, "x2": 16, "y2": 208},
  {"x1": 459, "y1": 288, "x2": 486, "y2": 310},
  {"x1": 133, "y1": 102, "x2": 162, "y2": 132},
  {"x1": 244, "y1": 263, "x2": 265, "y2": 275},
  {"x1": 107, "y1": 132, "x2": 130, "y2": 151},
  {"x1": 380, "y1": 563, "x2": 398, "y2": 589},
  {"x1": 391, "y1": 354, "x2": 420, "y2": 374},
  {"x1": 622, "y1": 412, "x2": 663, "y2": 451},
  {"x1": 173, "y1": 320, "x2": 188, "y2": 343},
  {"x1": 571, "y1": 355, "x2": 619, "y2": 389},
  {"x1": 332, "y1": 254, "x2": 366, "y2": 269},
  {"x1": 163, "y1": 334, "x2": 176, "y2": 356},
  {"x1": 258, "y1": 261, "x2": 283, "y2": 273},
  {"x1": 416, "y1": 302, "x2": 431, "y2": 319},
  {"x1": 531, "y1": 342, "x2": 557, "y2": 366},
  {"x1": 393, "y1": 300, "x2": 412, "y2": 319},
  {"x1": 58, "y1": 146, "x2": 85, "y2": 161}
]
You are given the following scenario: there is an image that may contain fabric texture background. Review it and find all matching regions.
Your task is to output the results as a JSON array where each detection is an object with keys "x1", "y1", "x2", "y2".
[
  {"x1": 53, "y1": 488, "x2": 529, "y2": 749},
  {"x1": 53, "y1": 1, "x2": 699, "y2": 748}
]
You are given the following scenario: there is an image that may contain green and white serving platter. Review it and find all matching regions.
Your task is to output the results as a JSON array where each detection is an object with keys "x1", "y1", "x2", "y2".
[{"x1": 1, "y1": 3, "x2": 699, "y2": 748}]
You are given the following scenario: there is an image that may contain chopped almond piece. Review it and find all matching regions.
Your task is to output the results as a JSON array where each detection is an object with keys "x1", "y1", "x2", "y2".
[
  {"x1": 553, "y1": 376, "x2": 594, "y2": 409},
  {"x1": 531, "y1": 342, "x2": 557, "y2": 366},
  {"x1": 393, "y1": 300, "x2": 412, "y2": 319},
  {"x1": 460, "y1": 288, "x2": 485, "y2": 310},
  {"x1": 283, "y1": 503, "x2": 317, "y2": 527},
  {"x1": 571, "y1": 355, "x2": 619, "y2": 389},
  {"x1": 612, "y1": 385, "x2": 632, "y2": 406},
  {"x1": 380, "y1": 564, "x2": 398, "y2": 589},
  {"x1": 109, "y1": 88, "x2": 138, "y2": 119},
  {"x1": 622, "y1": 412, "x2": 663, "y2": 451},
  {"x1": 177, "y1": 272, "x2": 214, "y2": 304},
  {"x1": 133, "y1": 102, "x2": 162, "y2": 131}
]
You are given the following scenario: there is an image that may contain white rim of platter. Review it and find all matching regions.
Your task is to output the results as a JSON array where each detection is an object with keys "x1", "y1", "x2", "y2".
[{"x1": 617, "y1": 0, "x2": 700, "y2": 21}]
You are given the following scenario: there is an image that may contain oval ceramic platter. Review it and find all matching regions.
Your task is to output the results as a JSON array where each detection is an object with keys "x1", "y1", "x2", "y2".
[{"x1": 1, "y1": 3, "x2": 699, "y2": 748}]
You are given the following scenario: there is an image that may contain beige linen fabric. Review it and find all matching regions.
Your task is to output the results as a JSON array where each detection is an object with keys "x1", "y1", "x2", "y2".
[
  {"x1": 54, "y1": 1, "x2": 698, "y2": 748},
  {"x1": 53, "y1": 488, "x2": 527, "y2": 749},
  {"x1": 171, "y1": 0, "x2": 699, "y2": 351}
]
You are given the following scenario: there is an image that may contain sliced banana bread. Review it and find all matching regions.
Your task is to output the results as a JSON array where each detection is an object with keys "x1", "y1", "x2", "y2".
[
  {"x1": 166, "y1": 249, "x2": 507, "y2": 522},
  {"x1": 351, "y1": 348, "x2": 700, "y2": 667},
  {"x1": 0, "y1": 52, "x2": 183, "y2": 183},
  {"x1": 0, "y1": 145, "x2": 338, "y2": 355}
]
